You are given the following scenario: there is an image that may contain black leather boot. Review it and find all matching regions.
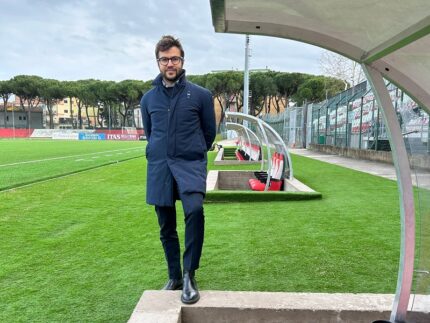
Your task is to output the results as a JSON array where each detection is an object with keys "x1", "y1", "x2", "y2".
[
  {"x1": 162, "y1": 278, "x2": 183, "y2": 290},
  {"x1": 181, "y1": 270, "x2": 200, "y2": 304}
]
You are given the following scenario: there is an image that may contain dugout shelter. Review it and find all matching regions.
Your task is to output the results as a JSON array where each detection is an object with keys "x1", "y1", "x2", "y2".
[{"x1": 210, "y1": 1, "x2": 430, "y2": 322}]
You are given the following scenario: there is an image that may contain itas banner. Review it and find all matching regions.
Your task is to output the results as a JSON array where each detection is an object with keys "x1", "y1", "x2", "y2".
[
  {"x1": 78, "y1": 133, "x2": 106, "y2": 140},
  {"x1": 106, "y1": 134, "x2": 139, "y2": 141}
]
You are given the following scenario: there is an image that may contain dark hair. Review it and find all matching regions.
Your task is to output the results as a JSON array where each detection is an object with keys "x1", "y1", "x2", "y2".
[{"x1": 155, "y1": 35, "x2": 184, "y2": 59}]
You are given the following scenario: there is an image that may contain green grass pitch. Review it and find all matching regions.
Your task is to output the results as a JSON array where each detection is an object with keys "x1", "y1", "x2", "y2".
[{"x1": 0, "y1": 139, "x2": 405, "y2": 322}]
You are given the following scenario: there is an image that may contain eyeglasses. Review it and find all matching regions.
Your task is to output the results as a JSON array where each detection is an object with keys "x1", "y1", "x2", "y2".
[{"x1": 157, "y1": 56, "x2": 184, "y2": 66}]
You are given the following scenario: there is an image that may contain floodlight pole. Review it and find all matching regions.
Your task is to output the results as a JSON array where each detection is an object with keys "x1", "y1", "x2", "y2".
[
  {"x1": 243, "y1": 35, "x2": 250, "y2": 127},
  {"x1": 363, "y1": 64, "x2": 415, "y2": 323}
]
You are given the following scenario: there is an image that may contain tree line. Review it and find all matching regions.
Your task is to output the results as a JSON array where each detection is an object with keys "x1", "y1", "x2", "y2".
[
  {"x1": 0, "y1": 75, "x2": 153, "y2": 129},
  {"x1": 189, "y1": 71, "x2": 344, "y2": 132},
  {"x1": 0, "y1": 72, "x2": 344, "y2": 130}
]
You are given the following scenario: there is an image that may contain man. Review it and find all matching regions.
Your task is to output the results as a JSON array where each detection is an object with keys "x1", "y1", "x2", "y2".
[{"x1": 140, "y1": 35, "x2": 216, "y2": 304}]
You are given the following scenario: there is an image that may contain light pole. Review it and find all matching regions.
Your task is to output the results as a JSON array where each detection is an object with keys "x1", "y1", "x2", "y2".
[
  {"x1": 243, "y1": 35, "x2": 250, "y2": 127},
  {"x1": 243, "y1": 35, "x2": 250, "y2": 116}
]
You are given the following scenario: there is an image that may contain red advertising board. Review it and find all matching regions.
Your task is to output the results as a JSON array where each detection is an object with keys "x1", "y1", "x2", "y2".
[{"x1": 0, "y1": 128, "x2": 33, "y2": 138}]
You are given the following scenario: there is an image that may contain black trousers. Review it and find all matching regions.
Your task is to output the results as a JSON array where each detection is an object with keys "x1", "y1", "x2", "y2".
[{"x1": 155, "y1": 187, "x2": 205, "y2": 280}]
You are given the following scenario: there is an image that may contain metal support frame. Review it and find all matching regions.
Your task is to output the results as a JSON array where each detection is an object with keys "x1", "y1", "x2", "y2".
[
  {"x1": 258, "y1": 118, "x2": 273, "y2": 191},
  {"x1": 376, "y1": 103, "x2": 380, "y2": 151},
  {"x1": 226, "y1": 111, "x2": 294, "y2": 182},
  {"x1": 363, "y1": 64, "x2": 415, "y2": 323},
  {"x1": 359, "y1": 96, "x2": 363, "y2": 149},
  {"x1": 226, "y1": 112, "x2": 271, "y2": 190},
  {"x1": 226, "y1": 122, "x2": 264, "y2": 170}
]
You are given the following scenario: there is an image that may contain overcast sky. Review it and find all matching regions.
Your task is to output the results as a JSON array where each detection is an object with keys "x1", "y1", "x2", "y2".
[{"x1": 0, "y1": 0, "x2": 325, "y2": 82}]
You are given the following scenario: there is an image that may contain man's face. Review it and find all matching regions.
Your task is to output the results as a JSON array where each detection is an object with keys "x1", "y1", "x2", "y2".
[{"x1": 157, "y1": 46, "x2": 184, "y2": 82}]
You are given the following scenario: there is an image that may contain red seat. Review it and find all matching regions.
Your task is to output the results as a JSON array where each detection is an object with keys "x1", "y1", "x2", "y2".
[
  {"x1": 248, "y1": 152, "x2": 284, "y2": 191},
  {"x1": 249, "y1": 178, "x2": 282, "y2": 191},
  {"x1": 274, "y1": 153, "x2": 284, "y2": 179},
  {"x1": 235, "y1": 150, "x2": 245, "y2": 160}
]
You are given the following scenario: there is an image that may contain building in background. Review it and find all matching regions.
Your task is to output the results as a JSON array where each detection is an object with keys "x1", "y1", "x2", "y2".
[{"x1": 0, "y1": 106, "x2": 43, "y2": 129}]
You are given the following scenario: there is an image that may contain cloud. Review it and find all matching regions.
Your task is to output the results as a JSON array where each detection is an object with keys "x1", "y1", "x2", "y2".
[{"x1": 0, "y1": 0, "x2": 324, "y2": 81}]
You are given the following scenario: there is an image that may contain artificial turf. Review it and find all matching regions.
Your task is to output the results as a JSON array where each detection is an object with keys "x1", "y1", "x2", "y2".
[
  {"x1": 0, "y1": 139, "x2": 144, "y2": 191},
  {"x1": 0, "y1": 140, "x2": 403, "y2": 322}
]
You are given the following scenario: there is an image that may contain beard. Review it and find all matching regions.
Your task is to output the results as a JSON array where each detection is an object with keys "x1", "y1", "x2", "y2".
[{"x1": 162, "y1": 67, "x2": 183, "y2": 83}]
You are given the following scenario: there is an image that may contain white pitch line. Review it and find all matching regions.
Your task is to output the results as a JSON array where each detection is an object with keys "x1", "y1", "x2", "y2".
[
  {"x1": 0, "y1": 147, "x2": 144, "y2": 167},
  {"x1": 0, "y1": 158, "x2": 139, "y2": 193}
]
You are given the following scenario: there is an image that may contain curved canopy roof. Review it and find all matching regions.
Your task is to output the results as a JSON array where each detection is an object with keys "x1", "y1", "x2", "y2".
[{"x1": 210, "y1": 0, "x2": 430, "y2": 110}]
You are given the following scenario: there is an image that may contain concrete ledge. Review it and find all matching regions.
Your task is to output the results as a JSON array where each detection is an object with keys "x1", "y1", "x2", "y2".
[
  {"x1": 205, "y1": 170, "x2": 321, "y2": 202},
  {"x1": 284, "y1": 178, "x2": 315, "y2": 193},
  {"x1": 214, "y1": 147, "x2": 224, "y2": 164},
  {"x1": 206, "y1": 170, "x2": 318, "y2": 193},
  {"x1": 128, "y1": 291, "x2": 430, "y2": 323},
  {"x1": 206, "y1": 170, "x2": 219, "y2": 191},
  {"x1": 211, "y1": 170, "x2": 256, "y2": 191},
  {"x1": 128, "y1": 290, "x2": 181, "y2": 323}
]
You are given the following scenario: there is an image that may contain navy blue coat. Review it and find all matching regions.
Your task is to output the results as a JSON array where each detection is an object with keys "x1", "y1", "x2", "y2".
[{"x1": 140, "y1": 72, "x2": 216, "y2": 206}]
